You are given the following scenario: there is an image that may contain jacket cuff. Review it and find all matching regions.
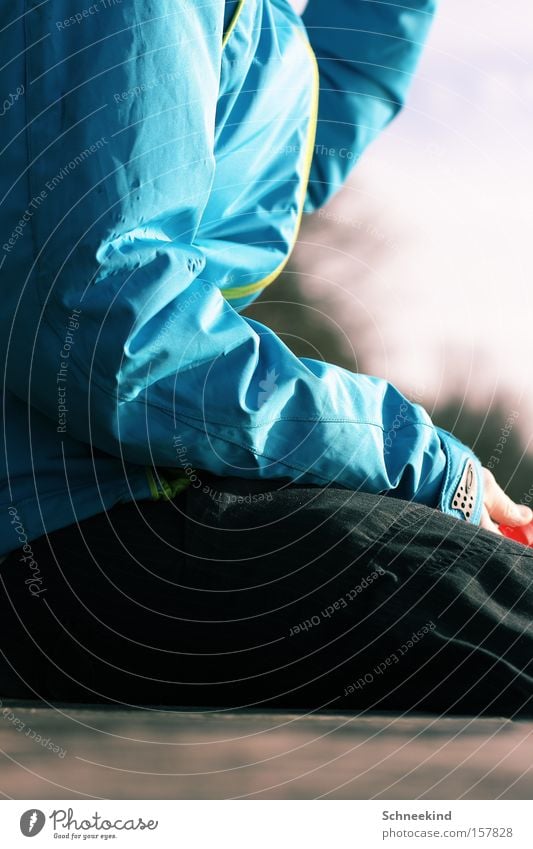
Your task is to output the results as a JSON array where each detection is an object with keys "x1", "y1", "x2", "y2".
[{"x1": 436, "y1": 427, "x2": 484, "y2": 525}]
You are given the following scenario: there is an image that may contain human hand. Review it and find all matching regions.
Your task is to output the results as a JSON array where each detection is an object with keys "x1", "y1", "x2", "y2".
[{"x1": 480, "y1": 467, "x2": 533, "y2": 535}]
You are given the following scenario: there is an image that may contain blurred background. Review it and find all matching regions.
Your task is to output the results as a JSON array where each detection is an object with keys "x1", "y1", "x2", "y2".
[{"x1": 247, "y1": 0, "x2": 533, "y2": 502}]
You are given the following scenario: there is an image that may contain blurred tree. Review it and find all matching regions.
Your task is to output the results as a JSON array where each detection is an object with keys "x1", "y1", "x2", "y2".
[
  {"x1": 434, "y1": 401, "x2": 533, "y2": 505},
  {"x1": 245, "y1": 270, "x2": 356, "y2": 370}
]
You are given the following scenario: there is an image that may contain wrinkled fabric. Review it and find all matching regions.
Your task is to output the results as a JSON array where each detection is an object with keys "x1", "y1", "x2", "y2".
[{"x1": 1, "y1": 477, "x2": 531, "y2": 715}]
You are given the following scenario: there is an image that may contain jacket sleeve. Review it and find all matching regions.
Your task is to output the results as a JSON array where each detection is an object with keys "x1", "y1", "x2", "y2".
[
  {"x1": 302, "y1": 0, "x2": 437, "y2": 209},
  {"x1": 2, "y1": 0, "x2": 482, "y2": 524}
]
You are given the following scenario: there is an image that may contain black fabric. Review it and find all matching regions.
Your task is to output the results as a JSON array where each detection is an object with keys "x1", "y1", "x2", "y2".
[{"x1": 1, "y1": 475, "x2": 533, "y2": 716}]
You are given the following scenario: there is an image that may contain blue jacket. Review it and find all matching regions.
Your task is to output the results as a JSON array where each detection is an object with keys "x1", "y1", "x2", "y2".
[{"x1": 0, "y1": 0, "x2": 483, "y2": 556}]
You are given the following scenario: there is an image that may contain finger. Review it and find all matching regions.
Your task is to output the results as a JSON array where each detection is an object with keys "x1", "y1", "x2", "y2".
[
  {"x1": 490, "y1": 494, "x2": 532, "y2": 527},
  {"x1": 479, "y1": 505, "x2": 503, "y2": 536},
  {"x1": 483, "y1": 470, "x2": 532, "y2": 527}
]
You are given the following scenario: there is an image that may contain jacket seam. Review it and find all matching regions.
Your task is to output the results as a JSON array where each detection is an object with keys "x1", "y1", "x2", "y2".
[
  {"x1": 169, "y1": 412, "x2": 340, "y2": 485},
  {"x1": 160, "y1": 409, "x2": 439, "y2": 484},
  {"x1": 222, "y1": 0, "x2": 247, "y2": 49},
  {"x1": 171, "y1": 410, "x2": 437, "y2": 433},
  {"x1": 223, "y1": 24, "x2": 320, "y2": 300}
]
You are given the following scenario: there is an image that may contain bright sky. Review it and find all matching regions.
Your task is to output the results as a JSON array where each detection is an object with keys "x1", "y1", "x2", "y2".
[{"x1": 298, "y1": 0, "x2": 533, "y2": 447}]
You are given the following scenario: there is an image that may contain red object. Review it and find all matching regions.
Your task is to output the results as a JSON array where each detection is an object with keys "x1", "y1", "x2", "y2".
[{"x1": 499, "y1": 522, "x2": 533, "y2": 547}]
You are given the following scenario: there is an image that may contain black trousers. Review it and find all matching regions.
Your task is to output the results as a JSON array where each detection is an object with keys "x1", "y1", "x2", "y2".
[{"x1": 2, "y1": 475, "x2": 533, "y2": 716}]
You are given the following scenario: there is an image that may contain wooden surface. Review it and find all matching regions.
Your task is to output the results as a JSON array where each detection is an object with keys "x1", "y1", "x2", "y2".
[{"x1": 1, "y1": 702, "x2": 532, "y2": 799}]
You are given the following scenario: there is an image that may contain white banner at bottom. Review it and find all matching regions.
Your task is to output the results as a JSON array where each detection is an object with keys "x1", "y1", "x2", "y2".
[{"x1": 0, "y1": 800, "x2": 531, "y2": 848}]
